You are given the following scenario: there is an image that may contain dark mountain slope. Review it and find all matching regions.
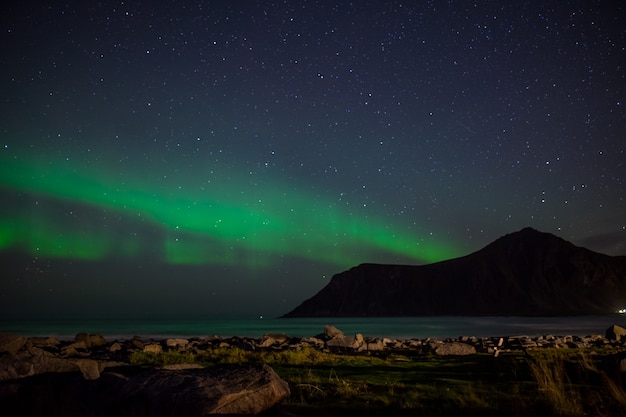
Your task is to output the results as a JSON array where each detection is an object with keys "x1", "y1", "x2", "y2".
[{"x1": 283, "y1": 228, "x2": 626, "y2": 317}]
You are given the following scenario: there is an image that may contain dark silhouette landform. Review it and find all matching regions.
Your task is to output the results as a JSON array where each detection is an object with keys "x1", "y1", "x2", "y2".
[{"x1": 284, "y1": 227, "x2": 626, "y2": 317}]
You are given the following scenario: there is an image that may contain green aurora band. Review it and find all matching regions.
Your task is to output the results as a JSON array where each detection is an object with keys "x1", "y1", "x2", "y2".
[{"x1": 0, "y1": 153, "x2": 461, "y2": 268}]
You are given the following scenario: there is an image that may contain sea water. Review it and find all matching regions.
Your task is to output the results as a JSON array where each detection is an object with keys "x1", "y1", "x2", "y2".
[{"x1": 2, "y1": 316, "x2": 625, "y2": 340}]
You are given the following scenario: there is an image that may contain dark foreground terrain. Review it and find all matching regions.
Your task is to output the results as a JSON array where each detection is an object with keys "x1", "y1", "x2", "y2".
[{"x1": 2, "y1": 325, "x2": 626, "y2": 416}]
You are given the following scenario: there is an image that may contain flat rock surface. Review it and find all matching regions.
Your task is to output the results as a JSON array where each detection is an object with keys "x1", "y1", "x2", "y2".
[
  {"x1": 0, "y1": 364, "x2": 290, "y2": 417},
  {"x1": 122, "y1": 364, "x2": 290, "y2": 416}
]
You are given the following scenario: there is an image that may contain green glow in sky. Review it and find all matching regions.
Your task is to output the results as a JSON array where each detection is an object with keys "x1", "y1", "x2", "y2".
[{"x1": 0, "y1": 152, "x2": 461, "y2": 268}]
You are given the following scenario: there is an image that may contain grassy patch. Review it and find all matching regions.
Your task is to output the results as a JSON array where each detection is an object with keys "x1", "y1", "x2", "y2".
[{"x1": 128, "y1": 347, "x2": 626, "y2": 416}]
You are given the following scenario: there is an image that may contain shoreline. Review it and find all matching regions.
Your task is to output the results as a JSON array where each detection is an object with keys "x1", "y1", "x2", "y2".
[
  {"x1": 3, "y1": 327, "x2": 626, "y2": 417},
  {"x1": 2, "y1": 314, "x2": 625, "y2": 340},
  {"x1": 3, "y1": 323, "x2": 626, "y2": 358}
]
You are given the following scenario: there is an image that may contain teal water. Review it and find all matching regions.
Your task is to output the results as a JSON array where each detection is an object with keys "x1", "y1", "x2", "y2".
[{"x1": 2, "y1": 316, "x2": 625, "y2": 340}]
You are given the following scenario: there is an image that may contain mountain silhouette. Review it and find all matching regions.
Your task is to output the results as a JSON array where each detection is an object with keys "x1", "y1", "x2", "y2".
[{"x1": 283, "y1": 228, "x2": 626, "y2": 317}]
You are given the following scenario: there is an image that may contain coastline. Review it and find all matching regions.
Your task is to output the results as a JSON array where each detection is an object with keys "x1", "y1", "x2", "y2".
[
  {"x1": 2, "y1": 326, "x2": 626, "y2": 417},
  {"x1": 2, "y1": 314, "x2": 625, "y2": 340}
]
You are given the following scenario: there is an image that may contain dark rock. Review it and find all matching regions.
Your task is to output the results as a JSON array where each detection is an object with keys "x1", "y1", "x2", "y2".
[
  {"x1": 121, "y1": 364, "x2": 289, "y2": 416},
  {"x1": 160, "y1": 363, "x2": 203, "y2": 370},
  {"x1": 299, "y1": 337, "x2": 324, "y2": 348},
  {"x1": 0, "y1": 352, "x2": 80, "y2": 381},
  {"x1": 143, "y1": 343, "x2": 163, "y2": 353},
  {"x1": 130, "y1": 336, "x2": 145, "y2": 350},
  {"x1": 0, "y1": 333, "x2": 27, "y2": 355},
  {"x1": 366, "y1": 338, "x2": 385, "y2": 351},
  {"x1": 0, "y1": 364, "x2": 289, "y2": 417},
  {"x1": 259, "y1": 333, "x2": 289, "y2": 348},
  {"x1": 165, "y1": 338, "x2": 188, "y2": 349},
  {"x1": 606, "y1": 324, "x2": 626, "y2": 341},
  {"x1": 29, "y1": 337, "x2": 61, "y2": 349},
  {"x1": 433, "y1": 342, "x2": 477, "y2": 356},
  {"x1": 326, "y1": 335, "x2": 361, "y2": 350},
  {"x1": 109, "y1": 342, "x2": 122, "y2": 353},
  {"x1": 89, "y1": 334, "x2": 107, "y2": 347},
  {"x1": 0, "y1": 370, "x2": 124, "y2": 417},
  {"x1": 601, "y1": 351, "x2": 626, "y2": 388}
]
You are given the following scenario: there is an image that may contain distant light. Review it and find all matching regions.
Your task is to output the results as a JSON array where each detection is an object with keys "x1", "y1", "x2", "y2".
[{"x1": 618, "y1": 308, "x2": 626, "y2": 314}]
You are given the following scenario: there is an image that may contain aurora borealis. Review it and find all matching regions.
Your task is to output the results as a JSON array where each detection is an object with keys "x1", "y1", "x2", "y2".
[
  {"x1": 0, "y1": 150, "x2": 457, "y2": 267},
  {"x1": 1, "y1": 1, "x2": 624, "y2": 318}
]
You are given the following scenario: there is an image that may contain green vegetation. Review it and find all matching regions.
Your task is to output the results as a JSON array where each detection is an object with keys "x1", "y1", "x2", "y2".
[{"x1": 129, "y1": 347, "x2": 626, "y2": 416}]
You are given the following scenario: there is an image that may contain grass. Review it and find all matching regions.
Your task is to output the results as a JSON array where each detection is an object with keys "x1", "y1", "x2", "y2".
[
  {"x1": 527, "y1": 349, "x2": 626, "y2": 417},
  {"x1": 128, "y1": 346, "x2": 626, "y2": 416}
]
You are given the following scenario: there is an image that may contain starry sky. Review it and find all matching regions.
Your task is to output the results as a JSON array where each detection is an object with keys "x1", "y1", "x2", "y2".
[{"x1": 1, "y1": 1, "x2": 624, "y2": 319}]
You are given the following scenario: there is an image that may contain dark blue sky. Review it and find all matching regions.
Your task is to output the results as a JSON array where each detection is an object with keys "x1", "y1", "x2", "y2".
[{"x1": 1, "y1": 1, "x2": 624, "y2": 318}]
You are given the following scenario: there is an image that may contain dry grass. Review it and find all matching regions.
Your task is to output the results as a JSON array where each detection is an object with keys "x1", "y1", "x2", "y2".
[
  {"x1": 528, "y1": 350, "x2": 584, "y2": 416},
  {"x1": 528, "y1": 349, "x2": 626, "y2": 417},
  {"x1": 129, "y1": 346, "x2": 626, "y2": 417}
]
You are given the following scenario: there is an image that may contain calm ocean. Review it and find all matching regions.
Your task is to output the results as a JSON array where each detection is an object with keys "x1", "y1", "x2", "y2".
[{"x1": 2, "y1": 316, "x2": 625, "y2": 340}]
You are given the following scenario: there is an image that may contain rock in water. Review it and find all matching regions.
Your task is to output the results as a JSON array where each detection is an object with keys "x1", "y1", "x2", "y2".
[{"x1": 121, "y1": 364, "x2": 290, "y2": 416}]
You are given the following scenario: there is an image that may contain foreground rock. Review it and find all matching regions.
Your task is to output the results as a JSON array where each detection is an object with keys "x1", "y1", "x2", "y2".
[
  {"x1": 0, "y1": 364, "x2": 289, "y2": 417},
  {"x1": 123, "y1": 364, "x2": 289, "y2": 416},
  {"x1": 606, "y1": 324, "x2": 626, "y2": 341}
]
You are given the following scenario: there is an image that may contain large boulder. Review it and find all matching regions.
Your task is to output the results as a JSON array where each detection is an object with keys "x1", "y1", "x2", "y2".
[
  {"x1": 121, "y1": 364, "x2": 290, "y2": 416},
  {"x1": 143, "y1": 343, "x2": 163, "y2": 354},
  {"x1": 0, "y1": 349, "x2": 113, "y2": 381},
  {"x1": 0, "y1": 350, "x2": 79, "y2": 382},
  {"x1": 605, "y1": 325, "x2": 626, "y2": 341},
  {"x1": 0, "y1": 333, "x2": 27, "y2": 355},
  {"x1": 74, "y1": 333, "x2": 107, "y2": 349},
  {"x1": 326, "y1": 335, "x2": 363, "y2": 350},
  {"x1": 323, "y1": 325, "x2": 344, "y2": 339},
  {"x1": 259, "y1": 333, "x2": 289, "y2": 348},
  {"x1": 0, "y1": 364, "x2": 290, "y2": 417}
]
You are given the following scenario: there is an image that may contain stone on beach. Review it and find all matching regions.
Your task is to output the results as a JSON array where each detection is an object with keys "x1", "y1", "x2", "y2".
[
  {"x1": 433, "y1": 341, "x2": 477, "y2": 356},
  {"x1": 0, "y1": 363, "x2": 290, "y2": 417},
  {"x1": 0, "y1": 333, "x2": 28, "y2": 356},
  {"x1": 323, "y1": 324, "x2": 345, "y2": 339},
  {"x1": 606, "y1": 324, "x2": 626, "y2": 341},
  {"x1": 165, "y1": 338, "x2": 189, "y2": 349},
  {"x1": 74, "y1": 333, "x2": 107, "y2": 348},
  {"x1": 326, "y1": 334, "x2": 362, "y2": 350},
  {"x1": 259, "y1": 333, "x2": 289, "y2": 348},
  {"x1": 143, "y1": 343, "x2": 163, "y2": 353},
  {"x1": 0, "y1": 347, "x2": 116, "y2": 381},
  {"x1": 121, "y1": 364, "x2": 290, "y2": 416}
]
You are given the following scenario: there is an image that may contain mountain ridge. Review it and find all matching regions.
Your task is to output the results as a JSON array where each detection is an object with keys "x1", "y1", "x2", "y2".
[{"x1": 283, "y1": 227, "x2": 626, "y2": 317}]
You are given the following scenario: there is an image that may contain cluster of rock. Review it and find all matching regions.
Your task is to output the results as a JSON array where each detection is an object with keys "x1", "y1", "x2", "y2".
[
  {"x1": 0, "y1": 332, "x2": 290, "y2": 417},
  {"x1": 250, "y1": 324, "x2": 626, "y2": 357},
  {"x1": 2, "y1": 324, "x2": 626, "y2": 416}
]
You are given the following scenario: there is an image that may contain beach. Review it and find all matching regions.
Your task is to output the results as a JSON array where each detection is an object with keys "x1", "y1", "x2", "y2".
[{"x1": 2, "y1": 324, "x2": 626, "y2": 416}]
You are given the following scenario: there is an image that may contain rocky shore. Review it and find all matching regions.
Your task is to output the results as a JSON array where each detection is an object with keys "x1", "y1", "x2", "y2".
[{"x1": 2, "y1": 324, "x2": 626, "y2": 416}]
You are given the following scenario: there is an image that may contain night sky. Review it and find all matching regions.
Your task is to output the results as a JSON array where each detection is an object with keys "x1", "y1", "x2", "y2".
[{"x1": 1, "y1": 1, "x2": 624, "y2": 319}]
